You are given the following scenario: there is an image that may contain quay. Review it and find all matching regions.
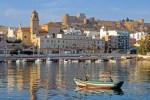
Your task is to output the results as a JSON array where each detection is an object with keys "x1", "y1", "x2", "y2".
[{"x1": 0, "y1": 53, "x2": 139, "y2": 62}]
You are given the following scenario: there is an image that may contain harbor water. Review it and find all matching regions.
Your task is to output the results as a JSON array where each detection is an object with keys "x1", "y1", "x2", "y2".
[{"x1": 0, "y1": 60, "x2": 150, "y2": 100}]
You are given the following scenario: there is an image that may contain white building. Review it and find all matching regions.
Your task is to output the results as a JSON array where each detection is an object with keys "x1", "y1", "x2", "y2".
[
  {"x1": 84, "y1": 30, "x2": 100, "y2": 39},
  {"x1": 7, "y1": 27, "x2": 16, "y2": 38},
  {"x1": 100, "y1": 26, "x2": 129, "y2": 52},
  {"x1": 130, "y1": 31, "x2": 147, "y2": 42},
  {"x1": 37, "y1": 28, "x2": 105, "y2": 54}
]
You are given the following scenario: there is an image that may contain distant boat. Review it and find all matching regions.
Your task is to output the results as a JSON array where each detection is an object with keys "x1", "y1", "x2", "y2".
[
  {"x1": 35, "y1": 59, "x2": 42, "y2": 63},
  {"x1": 16, "y1": 59, "x2": 21, "y2": 64},
  {"x1": 109, "y1": 59, "x2": 116, "y2": 63},
  {"x1": 46, "y1": 57, "x2": 53, "y2": 63},
  {"x1": 85, "y1": 60, "x2": 91, "y2": 63},
  {"x1": 95, "y1": 59, "x2": 103, "y2": 63},
  {"x1": 118, "y1": 56, "x2": 126, "y2": 61},
  {"x1": 7, "y1": 60, "x2": 12, "y2": 63},
  {"x1": 74, "y1": 78, "x2": 124, "y2": 89},
  {"x1": 64, "y1": 59, "x2": 69, "y2": 63},
  {"x1": 72, "y1": 60, "x2": 78, "y2": 63}
]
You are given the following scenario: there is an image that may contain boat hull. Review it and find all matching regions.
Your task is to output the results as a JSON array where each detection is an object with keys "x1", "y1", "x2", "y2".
[{"x1": 74, "y1": 78, "x2": 124, "y2": 89}]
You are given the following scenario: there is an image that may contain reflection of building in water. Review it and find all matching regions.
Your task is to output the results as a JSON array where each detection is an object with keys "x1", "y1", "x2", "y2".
[
  {"x1": 7, "y1": 68, "x2": 15, "y2": 92},
  {"x1": 56, "y1": 64, "x2": 63, "y2": 88},
  {"x1": 16, "y1": 68, "x2": 23, "y2": 90},
  {"x1": 57, "y1": 64, "x2": 69, "y2": 89},
  {"x1": 29, "y1": 64, "x2": 40, "y2": 100},
  {"x1": 134, "y1": 61, "x2": 150, "y2": 82}
]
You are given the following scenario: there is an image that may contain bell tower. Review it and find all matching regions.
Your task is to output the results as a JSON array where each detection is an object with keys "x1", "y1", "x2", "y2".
[
  {"x1": 30, "y1": 10, "x2": 39, "y2": 34},
  {"x1": 30, "y1": 10, "x2": 39, "y2": 45}
]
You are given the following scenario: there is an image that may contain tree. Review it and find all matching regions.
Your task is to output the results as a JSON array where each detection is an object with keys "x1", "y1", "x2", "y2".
[
  {"x1": 122, "y1": 19, "x2": 125, "y2": 22},
  {"x1": 145, "y1": 32, "x2": 150, "y2": 52},
  {"x1": 126, "y1": 17, "x2": 129, "y2": 22},
  {"x1": 137, "y1": 40, "x2": 147, "y2": 55}
]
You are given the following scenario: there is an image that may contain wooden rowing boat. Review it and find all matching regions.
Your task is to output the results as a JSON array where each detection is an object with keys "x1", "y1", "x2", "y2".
[{"x1": 74, "y1": 77, "x2": 124, "y2": 89}]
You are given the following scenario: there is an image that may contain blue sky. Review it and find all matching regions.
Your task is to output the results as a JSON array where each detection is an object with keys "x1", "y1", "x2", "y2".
[{"x1": 0, "y1": 0, "x2": 150, "y2": 27}]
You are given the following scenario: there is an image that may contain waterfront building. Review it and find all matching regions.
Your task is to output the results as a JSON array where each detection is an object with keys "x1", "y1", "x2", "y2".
[
  {"x1": 17, "y1": 11, "x2": 105, "y2": 54},
  {"x1": 7, "y1": 27, "x2": 16, "y2": 38},
  {"x1": 0, "y1": 31, "x2": 7, "y2": 54},
  {"x1": 17, "y1": 10, "x2": 60, "y2": 47},
  {"x1": 84, "y1": 30, "x2": 100, "y2": 39},
  {"x1": 100, "y1": 26, "x2": 129, "y2": 52},
  {"x1": 38, "y1": 28, "x2": 105, "y2": 54},
  {"x1": 130, "y1": 31, "x2": 147, "y2": 44}
]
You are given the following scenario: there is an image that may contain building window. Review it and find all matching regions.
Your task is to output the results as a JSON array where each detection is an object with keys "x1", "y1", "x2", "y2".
[
  {"x1": 35, "y1": 15, "x2": 36, "y2": 18},
  {"x1": 24, "y1": 36, "x2": 26, "y2": 38},
  {"x1": 47, "y1": 40, "x2": 49, "y2": 43}
]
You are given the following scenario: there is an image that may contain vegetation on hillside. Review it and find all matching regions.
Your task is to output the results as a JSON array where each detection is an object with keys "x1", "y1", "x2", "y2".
[{"x1": 137, "y1": 32, "x2": 150, "y2": 55}]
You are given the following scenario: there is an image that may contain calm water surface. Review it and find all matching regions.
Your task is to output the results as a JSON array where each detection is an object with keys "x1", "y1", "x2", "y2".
[{"x1": 0, "y1": 60, "x2": 150, "y2": 100}]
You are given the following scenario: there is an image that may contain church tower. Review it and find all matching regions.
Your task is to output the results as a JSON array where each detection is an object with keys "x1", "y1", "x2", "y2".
[{"x1": 30, "y1": 10, "x2": 39, "y2": 44}]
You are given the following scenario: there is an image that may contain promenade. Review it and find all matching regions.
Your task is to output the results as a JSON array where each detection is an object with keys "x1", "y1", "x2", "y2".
[{"x1": 0, "y1": 53, "x2": 137, "y2": 62}]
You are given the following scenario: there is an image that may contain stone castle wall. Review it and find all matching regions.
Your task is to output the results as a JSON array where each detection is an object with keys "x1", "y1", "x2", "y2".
[{"x1": 62, "y1": 13, "x2": 86, "y2": 26}]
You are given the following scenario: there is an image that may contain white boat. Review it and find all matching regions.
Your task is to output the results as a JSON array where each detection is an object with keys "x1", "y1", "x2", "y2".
[
  {"x1": 95, "y1": 59, "x2": 103, "y2": 63},
  {"x1": 35, "y1": 59, "x2": 42, "y2": 63},
  {"x1": 16, "y1": 59, "x2": 21, "y2": 64},
  {"x1": 72, "y1": 60, "x2": 78, "y2": 63},
  {"x1": 67, "y1": 59, "x2": 72, "y2": 63},
  {"x1": 109, "y1": 59, "x2": 116, "y2": 63},
  {"x1": 46, "y1": 57, "x2": 53, "y2": 63},
  {"x1": 7, "y1": 60, "x2": 12, "y2": 63},
  {"x1": 85, "y1": 60, "x2": 91, "y2": 63},
  {"x1": 64, "y1": 59, "x2": 69, "y2": 63}
]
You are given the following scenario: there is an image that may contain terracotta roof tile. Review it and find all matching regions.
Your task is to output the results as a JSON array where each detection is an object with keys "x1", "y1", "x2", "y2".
[
  {"x1": 39, "y1": 29, "x2": 48, "y2": 33},
  {"x1": 22, "y1": 28, "x2": 30, "y2": 32},
  {"x1": 44, "y1": 22, "x2": 60, "y2": 27}
]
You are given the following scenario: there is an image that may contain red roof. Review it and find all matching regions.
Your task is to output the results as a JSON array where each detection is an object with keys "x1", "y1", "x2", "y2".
[
  {"x1": 22, "y1": 28, "x2": 30, "y2": 32},
  {"x1": 43, "y1": 22, "x2": 60, "y2": 27},
  {"x1": 39, "y1": 29, "x2": 48, "y2": 33}
]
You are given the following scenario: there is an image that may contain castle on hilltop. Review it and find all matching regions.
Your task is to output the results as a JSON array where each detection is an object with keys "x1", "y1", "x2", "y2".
[
  {"x1": 62, "y1": 13, "x2": 147, "y2": 32},
  {"x1": 62, "y1": 13, "x2": 87, "y2": 26}
]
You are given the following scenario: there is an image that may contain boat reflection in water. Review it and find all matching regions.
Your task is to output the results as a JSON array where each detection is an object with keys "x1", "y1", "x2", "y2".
[{"x1": 74, "y1": 87, "x2": 124, "y2": 96}]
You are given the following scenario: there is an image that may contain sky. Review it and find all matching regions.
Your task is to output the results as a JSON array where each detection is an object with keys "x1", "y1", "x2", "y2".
[{"x1": 0, "y1": 0, "x2": 150, "y2": 27}]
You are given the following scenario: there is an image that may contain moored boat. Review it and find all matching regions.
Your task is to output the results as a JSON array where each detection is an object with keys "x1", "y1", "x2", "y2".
[
  {"x1": 46, "y1": 57, "x2": 53, "y2": 63},
  {"x1": 74, "y1": 77, "x2": 124, "y2": 89},
  {"x1": 109, "y1": 59, "x2": 116, "y2": 63},
  {"x1": 16, "y1": 59, "x2": 21, "y2": 64},
  {"x1": 35, "y1": 59, "x2": 42, "y2": 63},
  {"x1": 95, "y1": 59, "x2": 103, "y2": 63}
]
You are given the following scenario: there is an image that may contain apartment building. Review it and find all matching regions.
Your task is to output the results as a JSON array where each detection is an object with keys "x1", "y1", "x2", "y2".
[{"x1": 100, "y1": 26, "x2": 129, "y2": 52}]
